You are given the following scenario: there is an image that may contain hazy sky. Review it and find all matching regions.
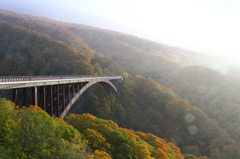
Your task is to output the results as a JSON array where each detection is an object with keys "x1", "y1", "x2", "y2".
[{"x1": 1, "y1": 0, "x2": 240, "y2": 61}]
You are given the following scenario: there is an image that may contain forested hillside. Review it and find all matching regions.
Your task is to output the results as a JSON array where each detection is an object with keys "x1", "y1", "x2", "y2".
[
  {"x1": 0, "y1": 20, "x2": 94, "y2": 76},
  {"x1": 74, "y1": 75, "x2": 240, "y2": 158},
  {"x1": 161, "y1": 66, "x2": 240, "y2": 143},
  {"x1": 1, "y1": 10, "x2": 240, "y2": 158},
  {"x1": 67, "y1": 113, "x2": 185, "y2": 159},
  {"x1": 0, "y1": 98, "x2": 185, "y2": 158},
  {"x1": 67, "y1": 24, "x2": 229, "y2": 72}
]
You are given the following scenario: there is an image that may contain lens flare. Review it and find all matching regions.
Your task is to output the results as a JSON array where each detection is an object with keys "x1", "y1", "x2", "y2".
[
  {"x1": 185, "y1": 114, "x2": 195, "y2": 123},
  {"x1": 188, "y1": 125, "x2": 198, "y2": 135}
]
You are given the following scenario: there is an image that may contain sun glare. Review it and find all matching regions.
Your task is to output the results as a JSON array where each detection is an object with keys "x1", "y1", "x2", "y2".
[{"x1": 89, "y1": 0, "x2": 240, "y2": 63}]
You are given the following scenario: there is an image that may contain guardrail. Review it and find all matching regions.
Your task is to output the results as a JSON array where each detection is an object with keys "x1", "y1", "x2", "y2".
[{"x1": 0, "y1": 75, "x2": 118, "y2": 82}]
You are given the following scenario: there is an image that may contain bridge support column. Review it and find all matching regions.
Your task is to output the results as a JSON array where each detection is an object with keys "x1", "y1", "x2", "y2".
[
  {"x1": 32, "y1": 87, "x2": 37, "y2": 106},
  {"x1": 72, "y1": 84, "x2": 75, "y2": 97},
  {"x1": 12, "y1": 89, "x2": 18, "y2": 104},
  {"x1": 77, "y1": 83, "x2": 80, "y2": 91},
  {"x1": 23, "y1": 88, "x2": 27, "y2": 106},
  {"x1": 68, "y1": 84, "x2": 70, "y2": 103},
  {"x1": 49, "y1": 85, "x2": 53, "y2": 116},
  {"x1": 40, "y1": 86, "x2": 46, "y2": 111},
  {"x1": 62, "y1": 84, "x2": 65, "y2": 109},
  {"x1": 56, "y1": 85, "x2": 60, "y2": 117}
]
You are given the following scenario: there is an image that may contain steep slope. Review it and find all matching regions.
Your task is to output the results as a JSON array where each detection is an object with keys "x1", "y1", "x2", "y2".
[
  {"x1": 67, "y1": 24, "x2": 182, "y2": 76},
  {"x1": 0, "y1": 10, "x2": 92, "y2": 55},
  {"x1": 160, "y1": 65, "x2": 240, "y2": 144},
  {"x1": 73, "y1": 75, "x2": 240, "y2": 158},
  {"x1": 1, "y1": 9, "x2": 240, "y2": 158},
  {"x1": 0, "y1": 98, "x2": 185, "y2": 159},
  {"x1": 67, "y1": 24, "x2": 229, "y2": 70},
  {"x1": 0, "y1": 19, "x2": 95, "y2": 76},
  {"x1": 1, "y1": 10, "x2": 233, "y2": 77},
  {"x1": 0, "y1": 10, "x2": 125, "y2": 76}
]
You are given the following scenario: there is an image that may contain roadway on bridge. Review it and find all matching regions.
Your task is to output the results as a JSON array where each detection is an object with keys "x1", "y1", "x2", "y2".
[{"x1": 0, "y1": 76, "x2": 122, "y2": 90}]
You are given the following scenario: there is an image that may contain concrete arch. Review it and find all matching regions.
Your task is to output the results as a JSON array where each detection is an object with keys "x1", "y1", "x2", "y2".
[{"x1": 60, "y1": 79, "x2": 117, "y2": 119}]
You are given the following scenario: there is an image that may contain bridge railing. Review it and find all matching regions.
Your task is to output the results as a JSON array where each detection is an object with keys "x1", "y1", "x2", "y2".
[{"x1": 0, "y1": 75, "x2": 119, "y2": 82}]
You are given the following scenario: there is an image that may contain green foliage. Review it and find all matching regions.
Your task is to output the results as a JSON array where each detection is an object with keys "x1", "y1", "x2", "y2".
[
  {"x1": 182, "y1": 146, "x2": 201, "y2": 157},
  {"x1": 0, "y1": 146, "x2": 11, "y2": 159},
  {"x1": 0, "y1": 98, "x2": 19, "y2": 157},
  {"x1": 0, "y1": 99, "x2": 91, "y2": 158}
]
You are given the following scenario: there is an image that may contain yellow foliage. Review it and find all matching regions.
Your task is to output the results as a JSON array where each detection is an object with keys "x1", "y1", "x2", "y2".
[
  {"x1": 67, "y1": 113, "x2": 96, "y2": 122},
  {"x1": 6, "y1": 100, "x2": 15, "y2": 106},
  {"x1": 66, "y1": 113, "x2": 185, "y2": 158},
  {"x1": 93, "y1": 150, "x2": 112, "y2": 159},
  {"x1": 89, "y1": 122, "x2": 99, "y2": 129},
  {"x1": 138, "y1": 144, "x2": 152, "y2": 158},
  {"x1": 66, "y1": 113, "x2": 96, "y2": 131},
  {"x1": 167, "y1": 142, "x2": 184, "y2": 159},
  {"x1": 55, "y1": 117, "x2": 69, "y2": 125},
  {"x1": 135, "y1": 131, "x2": 147, "y2": 140},
  {"x1": 119, "y1": 128, "x2": 140, "y2": 142},
  {"x1": 85, "y1": 128, "x2": 110, "y2": 151},
  {"x1": 108, "y1": 120, "x2": 118, "y2": 128}
]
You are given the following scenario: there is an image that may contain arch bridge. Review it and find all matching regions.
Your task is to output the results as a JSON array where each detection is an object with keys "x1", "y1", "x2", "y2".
[{"x1": 0, "y1": 75, "x2": 123, "y2": 119}]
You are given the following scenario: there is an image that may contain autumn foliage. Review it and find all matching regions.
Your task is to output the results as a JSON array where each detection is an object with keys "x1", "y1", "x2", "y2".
[
  {"x1": 67, "y1": 113, "x2": 184, "y2": 159},
  {"x1": 1, "y1": 10, "x2": 240, "y2": 158}
]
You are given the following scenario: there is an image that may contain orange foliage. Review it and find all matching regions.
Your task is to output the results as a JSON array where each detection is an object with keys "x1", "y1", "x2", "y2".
[
  {"x1": 156, "y1": 148, "x2": 169, "y2": 159},
  {"x1": 28, "y1": 105, "x2": 44, "y2": 111}
]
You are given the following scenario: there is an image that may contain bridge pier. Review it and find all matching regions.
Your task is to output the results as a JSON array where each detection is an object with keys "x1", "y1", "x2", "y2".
[
  {"x1": 49, "y1": 85, "x2": 53, "y2": 116},
  {"x1": 56, "y1": 85, "x2": 60, "y2": 117},
  {"x1": 12, "y1": 89, "x2": 18, "y2": 104},
  {"x1": 32, "y1": 87, "x2": 37, "y2": 106},
  {"x1": 61, "y1": 84, "x2": 65, "y2": 110},
  {"x1": 39, "y1": 86, "x2": 46, "y2": 111},
  {"x1": 10, "y1": 82, "x2": 89, "y2": 118}
]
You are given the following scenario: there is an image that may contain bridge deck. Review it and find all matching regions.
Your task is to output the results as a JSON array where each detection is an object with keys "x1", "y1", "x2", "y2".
[{"x1": 0, "y1": 76, "x2": 122, "y2": 90}]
